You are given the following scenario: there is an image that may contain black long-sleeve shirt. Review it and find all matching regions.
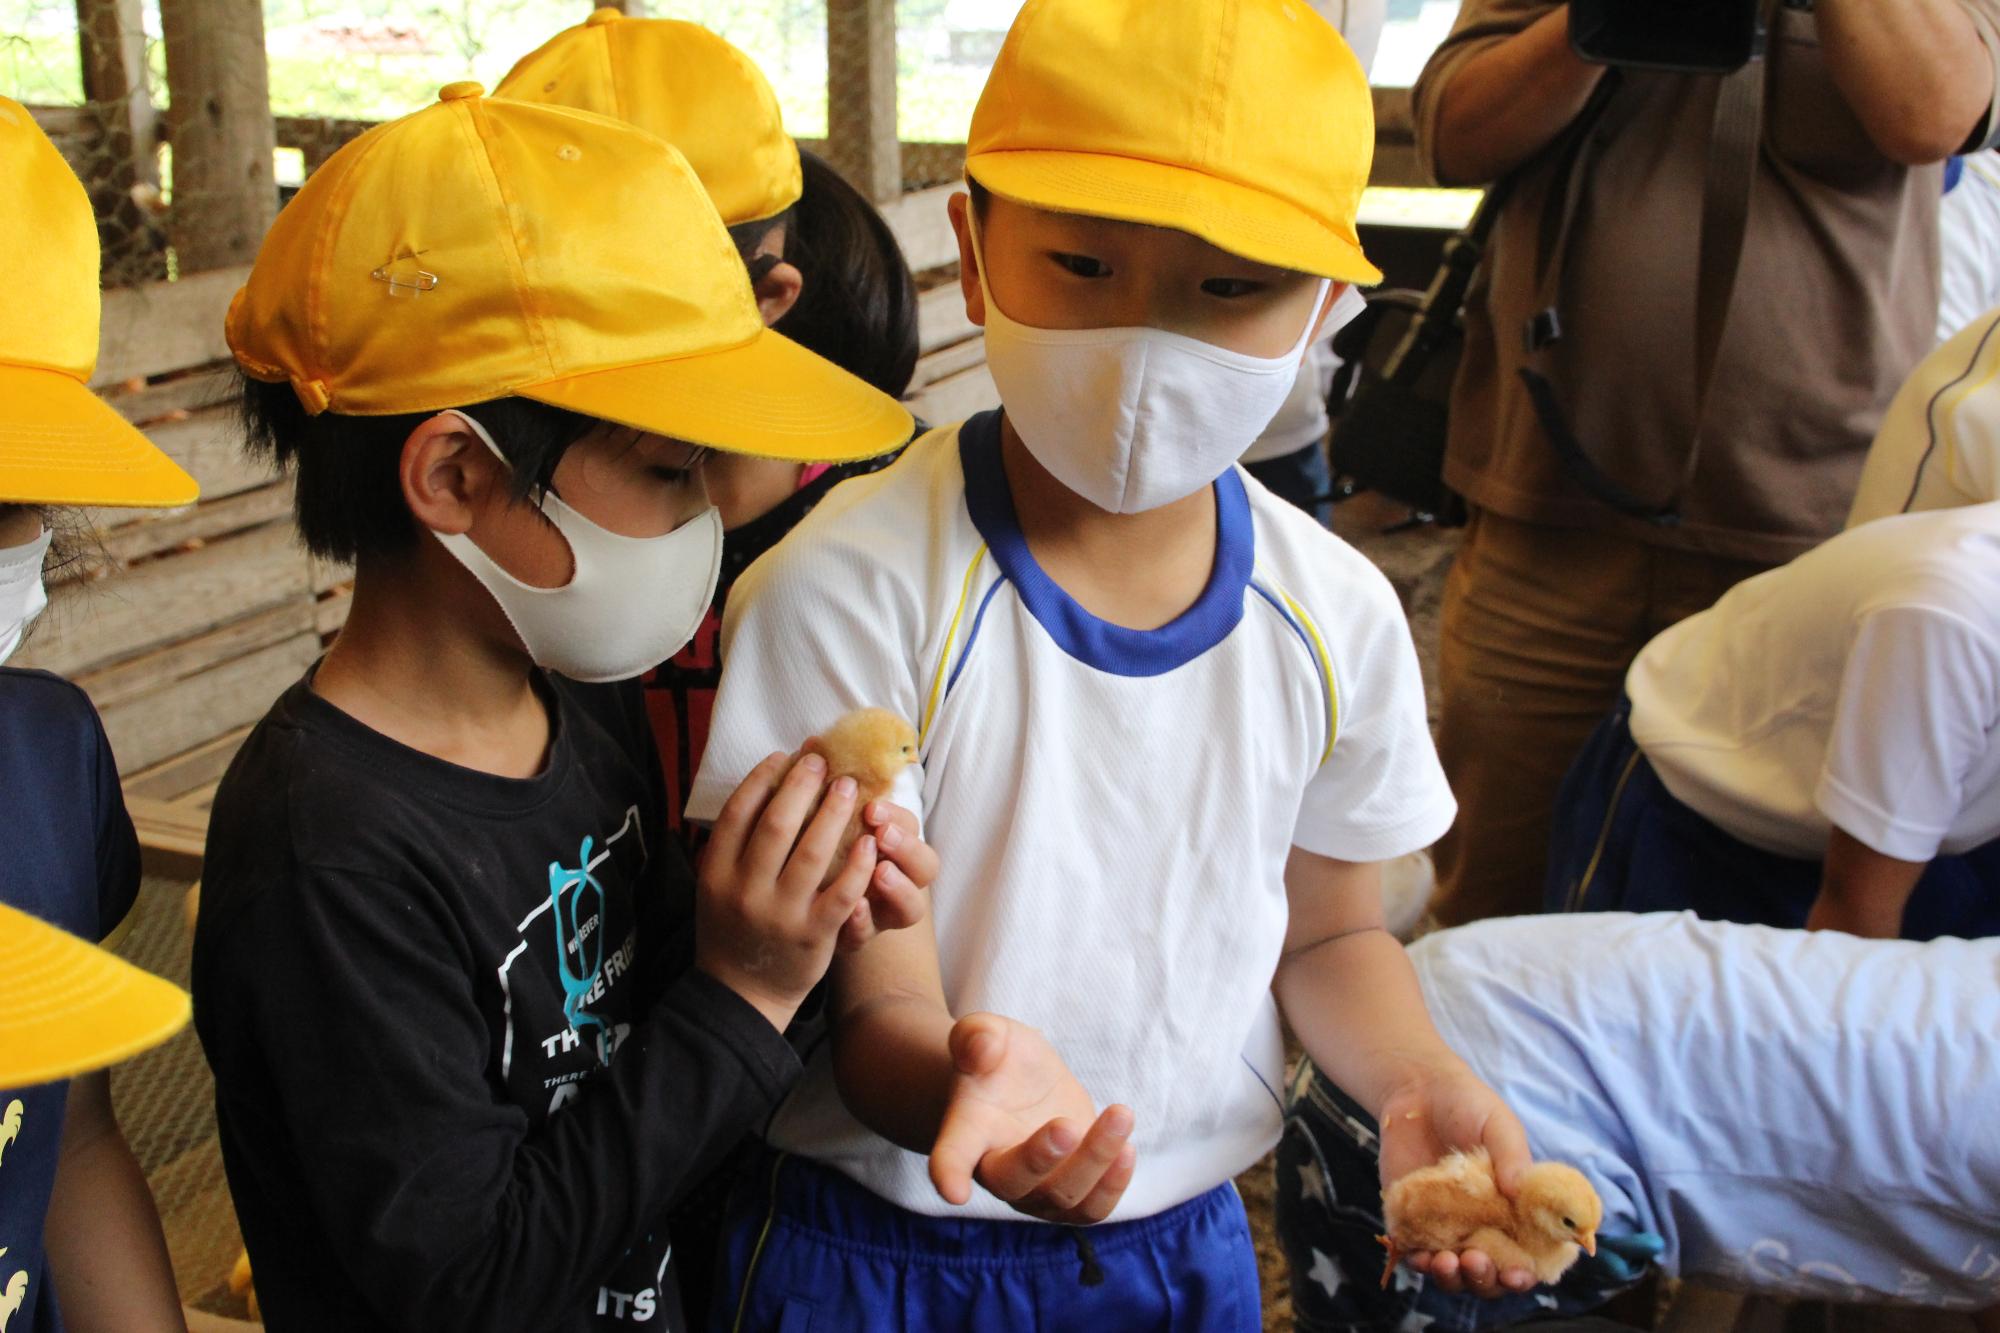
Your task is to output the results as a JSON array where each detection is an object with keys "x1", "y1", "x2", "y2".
[{"x1": 192, "y1": 672, "x2": 799, "y2": 1332}]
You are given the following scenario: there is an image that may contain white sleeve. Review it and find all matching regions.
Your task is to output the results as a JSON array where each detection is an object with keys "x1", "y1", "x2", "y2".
[
  {"x1": 1816, "y1": 605, "x2": 2000, "y2": 862},
  {"x1": 1291, "y1": 574, "x2": 1457, "y2": 862},
  {"x1": 685, "y1": 514, "x2": 930, "y2": 826}
]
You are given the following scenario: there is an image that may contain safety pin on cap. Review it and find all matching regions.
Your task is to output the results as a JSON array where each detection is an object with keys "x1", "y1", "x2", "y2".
[{"x1": 371, "y1": 248, "x2": 440, "y2": 297}]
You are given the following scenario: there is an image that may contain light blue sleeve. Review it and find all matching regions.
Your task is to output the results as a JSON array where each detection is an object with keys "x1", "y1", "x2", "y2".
[{"x1": 1412, "y1": 913, "x2": 2000, "y2": 1311}]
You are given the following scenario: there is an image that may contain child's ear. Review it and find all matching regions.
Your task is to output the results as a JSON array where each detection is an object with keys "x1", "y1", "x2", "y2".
[
  {"x1": 753, "y1": 259, "x2": 804, "y2": 326},
  {"x1": 400, "y1": 414, "x2": 499, "y2": 537},
  {"x1": 947, "y1": 192, "x2": 986, "y2": 328}
]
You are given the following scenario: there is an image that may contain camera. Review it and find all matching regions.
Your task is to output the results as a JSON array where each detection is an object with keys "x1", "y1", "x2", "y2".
[{"x1": 1569, "y1": 0, "x2": 1770, "y2": 74}]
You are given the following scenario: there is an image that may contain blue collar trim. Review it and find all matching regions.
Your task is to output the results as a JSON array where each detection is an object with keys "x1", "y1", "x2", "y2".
[{"x1": 957, "y1": 410, "x2": 1253, "y2": 678}]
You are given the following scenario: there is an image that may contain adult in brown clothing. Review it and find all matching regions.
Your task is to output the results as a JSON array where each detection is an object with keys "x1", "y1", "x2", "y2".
[{"x1": 1413, "y1": 0, "x2": 2000, "y2": 925}]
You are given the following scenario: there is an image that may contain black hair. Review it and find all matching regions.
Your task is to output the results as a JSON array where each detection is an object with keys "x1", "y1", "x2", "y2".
[
  {"x1": 726, "y1": 205, "x2": 798, "y2": 265},
  {"x1": 967, "y1": 177, "x2": 991, "y2": 219},
  {"x1": 237, "y1": 374, "x2": 597, "y2": 565},
  {"x1": 772, "y1": 149, "x2": 921, "y2": 397},
  {"x1": 0, "y1": 503, "x2": 94, "y2": 580}
]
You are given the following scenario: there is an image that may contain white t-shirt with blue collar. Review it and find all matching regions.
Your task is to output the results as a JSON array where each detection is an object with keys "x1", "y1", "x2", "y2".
[{"x1": 688, "y1": 410, "x2": 1456, "y2": 1220}]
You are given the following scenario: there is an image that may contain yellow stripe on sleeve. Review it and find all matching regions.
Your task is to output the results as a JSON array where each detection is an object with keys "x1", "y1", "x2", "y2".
[
  {"x1": 920, "y1": 544, "x2": 988, "y2": 749},
  {"x1": 1278, "y1": 586, "x2": 1340, "y2": 765}
]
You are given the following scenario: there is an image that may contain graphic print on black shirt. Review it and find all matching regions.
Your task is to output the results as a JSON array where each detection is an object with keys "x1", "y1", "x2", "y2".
[
  {"x1": 502, "y1": 803, "x2": 663, "y2": 1118},
  {"x1": 193, "y1": 673, "x2": 799, "y2": 1333}
]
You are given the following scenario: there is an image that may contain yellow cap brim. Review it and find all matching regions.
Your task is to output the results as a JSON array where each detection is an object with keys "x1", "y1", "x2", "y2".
[
  {"x1": 966, "y1": 150, "x2": 1383, "y2": 285},
  {"x1": 0, "y1": 901, "x2": 190, "y2": 1087},
  {"x1": 0, "y1": 365, "x2": 200, "y2": 509},
  {"x1": 520, "y1": 327, "x2": 914, "y2": 463}
]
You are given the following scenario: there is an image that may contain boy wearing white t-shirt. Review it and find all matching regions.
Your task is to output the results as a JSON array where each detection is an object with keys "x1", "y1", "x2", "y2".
[
  {"x1": 1549, "y1": 500, "x2": 2000, "y2": 941},
  {"x1": 688, "y1": 0, "x2": 1541, "y2": 1326}
]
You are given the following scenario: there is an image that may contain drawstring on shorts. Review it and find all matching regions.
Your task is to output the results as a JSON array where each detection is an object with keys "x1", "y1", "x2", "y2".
[{"x1": 1068, "y1": 1226, "x2": 1106, "y2": 1287}]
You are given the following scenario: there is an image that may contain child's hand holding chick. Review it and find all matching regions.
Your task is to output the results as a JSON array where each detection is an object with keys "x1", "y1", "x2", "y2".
[
  {"x1": 803, "y1": 708, "x2": 930, "y2": 951},
  {"x1": 1375, "y1": 1061, "x2": 1548, "y2": 1296}
]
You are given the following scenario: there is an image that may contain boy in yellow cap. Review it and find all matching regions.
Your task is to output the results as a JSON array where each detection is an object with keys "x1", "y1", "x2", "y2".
[
  {"x1": 496, "y1": 10, "x2": 921, "y2": 858},
  {"x1": 0, "y1": 95, "x2": 198, "y2": 1333},
  {"x1": 191, "y1": 84, "x2": 931, "y2": 1332},
  {"x1": 688, "y1": 0, "x2": 1539, "y2": 1324}
]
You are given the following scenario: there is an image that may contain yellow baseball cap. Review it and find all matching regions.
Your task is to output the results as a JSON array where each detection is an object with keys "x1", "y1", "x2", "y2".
[
  {"x1": 0, "y1": 901, "x2": 190, "y2": 1087},
  {"x1": 966, "y1": 0, "x2": 1382, "y2": 284},
  {"x1": 497, "y1": 9, "x2": 800, "y2": 228},
  {"x1": 226, "y1": 84, "x2": 909, "y2": 462},
  {"x1": 0, "y1": 97, "x2": 200, "y2": 509}
]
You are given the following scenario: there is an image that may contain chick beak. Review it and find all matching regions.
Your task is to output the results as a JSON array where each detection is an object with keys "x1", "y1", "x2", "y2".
[{"x1": 1577, "y1": 1231, "x2": 1597, "y2": 1257}]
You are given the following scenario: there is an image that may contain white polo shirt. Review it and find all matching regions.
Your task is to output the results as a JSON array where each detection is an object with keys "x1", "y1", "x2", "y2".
[
  {"x1": 1627, "y1": 502, "x2": 2000, "y2": 863},
  {"x1": 689, "y1": 412, "x2": 1455, "y2": 1220}
]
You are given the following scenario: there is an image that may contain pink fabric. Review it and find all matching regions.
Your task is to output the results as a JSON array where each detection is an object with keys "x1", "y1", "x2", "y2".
[{"x1": 798, "y1": 463, "x2": 832, "y2": 488}]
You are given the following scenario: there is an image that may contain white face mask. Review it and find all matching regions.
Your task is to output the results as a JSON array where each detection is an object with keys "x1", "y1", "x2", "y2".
[
  {"x1": 970, "y1": 217, "x2": 1337, "y2": 514},
  {"x1": 428, "y1": 412, "x2": 723, "y2": 684},
  {"x1": 0, "y1": 526, "x2": 51, "y2": 668}
]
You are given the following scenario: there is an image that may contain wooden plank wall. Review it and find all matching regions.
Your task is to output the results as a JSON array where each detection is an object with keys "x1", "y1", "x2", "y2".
[{"x1": 11, "y1": 264, "x2": 323, "y2": 782}]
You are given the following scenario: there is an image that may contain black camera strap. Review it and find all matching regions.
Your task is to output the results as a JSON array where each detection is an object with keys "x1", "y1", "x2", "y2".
[
  {"x1": 1518, "y1": 13, "x2": 1771, "y2": 524},
  {"x1": 1377, "y1": 170, "x2": 1519, "y2": 388}
]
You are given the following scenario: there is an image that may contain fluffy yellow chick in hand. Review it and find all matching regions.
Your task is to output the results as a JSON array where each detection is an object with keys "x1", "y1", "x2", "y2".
[
  {"x1": 1379, "y1": 1147, "x2": 1602, "y2": 1287},
  {"x1": 802, "y1": 708, "x2": 918, "y2": 872}
]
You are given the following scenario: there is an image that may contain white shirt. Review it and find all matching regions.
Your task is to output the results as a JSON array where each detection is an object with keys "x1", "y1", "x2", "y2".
[
  {"x1": 1940, "y1": 152, "x2": 2000, "y2": 345},
  {"x1": 1414, "y1": 913, "x2": 2000, "y2": 1310},
  {"x1": 689, "y1": 413, "x2": 1454, "y2": 1220},
  {"x1": 1627, "y1": 503, "x2": 2000, "y2": 863},
  {"x1": 1849, "y1": 302, "x2": 2000, "y2": 528}
]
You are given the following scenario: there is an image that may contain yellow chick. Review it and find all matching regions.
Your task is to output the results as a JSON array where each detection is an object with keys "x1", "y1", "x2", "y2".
[
  {"x1": 802, "y1": 708, "x2": 918, "y2": 866},
  {"x1": 1379, "y1": 1147, "x2": 1602, "y2": 1287},
  {"x1": 228, "y1": 1247, "x2": 259, "y2": 1320}
]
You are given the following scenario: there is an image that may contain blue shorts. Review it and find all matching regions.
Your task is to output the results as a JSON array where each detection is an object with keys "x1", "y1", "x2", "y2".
[
  {"x1": 1546, "y1": 698, "x2": 2000, "y2": 939},
  {"x1": 712, "y1": 1152, "x2": 1262, "y2": 1332}
]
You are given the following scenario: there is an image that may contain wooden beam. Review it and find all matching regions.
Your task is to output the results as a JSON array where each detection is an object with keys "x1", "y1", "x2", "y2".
[
  {"x1": 16, "y1": 519, "x2": 308, "y2": 678},
  {"x1": 825, "y1": 0, "x2": 901, "y2": 203},
  {"x1": 907, "y1": 361, "x2": 996, "y2": 427},
  {"x1": 102, "y1": 366, "x2": 236, "y2": 424},
  {"x1": 93, "y1": 265, "x2": 248, "y2": 386},
  {"x1": 98, "y1": 626, "x2": 317, "y2": 775},
  {"x1": 75, "y1": 0, "x2": 166, "y2": 281},
  {"x1": 92, "y1": 479, "x2": 293, "y2": 569},
  {"x1": 907, "y1": 335, "x2": 986, "y2": 395},
  {"x1": 879, "y1": 184, "x2": 959, "y2": 274},
  {"x1": 160, "y1": 0, "x2": 277, "y2": 271},
  {"x1": 124, "y1": 723, "x2": 253, "y2": 801},
  {"x1": 917, "y1": 281, "x2": 977, "y2": 356}
]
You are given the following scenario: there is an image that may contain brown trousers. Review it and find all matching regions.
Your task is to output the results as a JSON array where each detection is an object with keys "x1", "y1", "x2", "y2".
[{"x1": 1429, "y1": 510, "x2": 1773, "y2": 926}]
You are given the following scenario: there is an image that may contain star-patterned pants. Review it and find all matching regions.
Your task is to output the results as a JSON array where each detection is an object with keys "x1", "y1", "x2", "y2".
[{"x1": 1274, "y1": 1062, "x2": 1644, "y2": 1332}]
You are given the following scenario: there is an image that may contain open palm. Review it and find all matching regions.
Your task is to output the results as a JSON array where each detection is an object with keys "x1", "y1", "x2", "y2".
[{"x1": 929, "y1": 1013, "x2": 1137, "y2": 1224}]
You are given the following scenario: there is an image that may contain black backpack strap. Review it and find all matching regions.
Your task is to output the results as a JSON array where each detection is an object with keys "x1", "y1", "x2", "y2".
[{"x1": 1379, "y1": 171, "x2": 1520, "y2": 385}]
